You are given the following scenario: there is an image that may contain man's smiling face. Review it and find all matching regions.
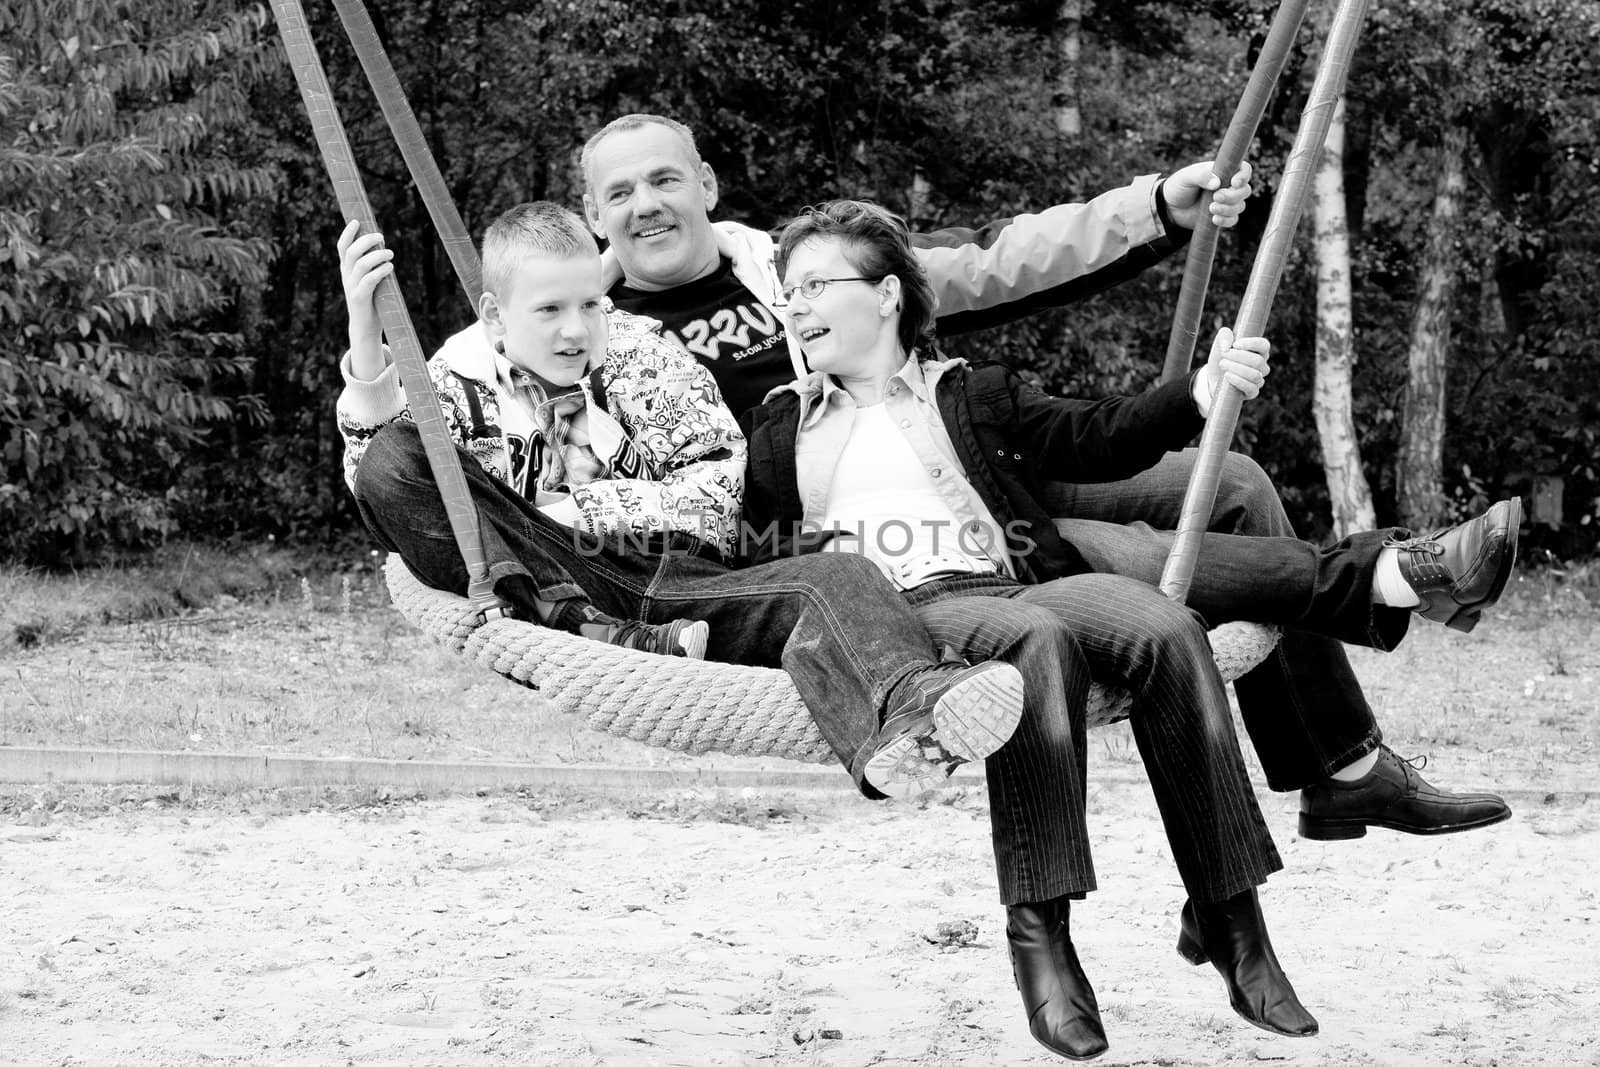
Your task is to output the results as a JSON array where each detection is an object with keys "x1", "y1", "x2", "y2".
[{"x1": 583, "y1": 122, "x2": 721, "y2": 292}]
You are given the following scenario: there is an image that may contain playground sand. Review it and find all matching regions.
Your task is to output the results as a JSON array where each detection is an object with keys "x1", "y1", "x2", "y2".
[
  {"x1": 3, "y1": 778, "x2": 1596, "y2": 1066},
  {"x1": 3, "y1": 570, "x2": 1596, "y2": 1063}
]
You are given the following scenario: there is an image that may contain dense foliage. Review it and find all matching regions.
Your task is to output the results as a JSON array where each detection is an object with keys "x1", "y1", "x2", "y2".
[
  {"x1": 1, "y1": 2, "x2": 279, "y2": 560},
  {"x1": 3, "y1": 0, "x2": 1597, "y2": 563}
]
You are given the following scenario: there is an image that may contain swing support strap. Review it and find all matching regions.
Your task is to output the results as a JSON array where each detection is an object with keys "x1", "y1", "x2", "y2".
[
  {"x1": 1159, "y1": 0, "x2": 1374, "y2": 603},
  {"x1": 269, "y1": 0, "x2": 505, "y2": 618},
  {"x1": 329, "y1": 0, "x2": 483, "y2": 308}
]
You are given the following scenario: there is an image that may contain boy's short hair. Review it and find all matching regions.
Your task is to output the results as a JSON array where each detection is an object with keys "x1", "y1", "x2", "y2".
[
  {"x1": 579, "y1": 113, "x2": 702, "y2": 194},
  {"x1": 776, "y1": 199, "x2": 937, "y2": 355},
  {"x1": 481, "y1": 201, "x2": 597, "y2": 297}
]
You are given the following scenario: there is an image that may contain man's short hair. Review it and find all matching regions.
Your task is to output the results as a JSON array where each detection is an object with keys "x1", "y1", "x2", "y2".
[
  {"x1": 776, "y1": 200, "x2": 937, "y2": 355},
  {"x1": 480, "y1": 201, "x2": 596, "y2": 297},
  {"x1": 579, "y1": 113, "x2": 702, "y2": 195}
]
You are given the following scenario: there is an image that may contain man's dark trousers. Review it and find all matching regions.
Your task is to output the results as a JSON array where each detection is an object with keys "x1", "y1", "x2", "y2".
[{"x1": 1045, "y1": 448, "x2": 1397, "y2": 791}]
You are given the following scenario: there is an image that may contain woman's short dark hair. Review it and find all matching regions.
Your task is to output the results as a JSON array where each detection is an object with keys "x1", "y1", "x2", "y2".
[{"x1": 775, "y1": 200, "x2": 936, "y2": 355}]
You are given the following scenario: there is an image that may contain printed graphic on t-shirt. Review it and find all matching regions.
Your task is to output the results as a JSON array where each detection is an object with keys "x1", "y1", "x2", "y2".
[
  {"x1": 610, "y1": 258, "x2": 797, "y2": 417},
  {"x1": 670, "y1": 302, "x2": 783, "y2": 363},
  {"x1": 505, "y1": 433, "x2": 532, "y2": 496},
  {"x1": 473, "y1": 423, "x2": 644, "y2": 502}
]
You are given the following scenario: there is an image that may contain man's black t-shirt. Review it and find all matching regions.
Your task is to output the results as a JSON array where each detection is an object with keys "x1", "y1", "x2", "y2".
[{"x1": 608, "y1": 257, "x2": 793, "y2": 419}]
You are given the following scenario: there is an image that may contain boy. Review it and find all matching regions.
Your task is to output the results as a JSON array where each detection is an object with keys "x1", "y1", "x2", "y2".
[{"x1": 336, "y1": 202, "x2": 744, "y2": 657}]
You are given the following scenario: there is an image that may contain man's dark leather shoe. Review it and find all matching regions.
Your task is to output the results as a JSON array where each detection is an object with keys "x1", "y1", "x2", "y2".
[
  {"x1": 864, "y1": 661, "x2": 1024, "y2": 799},
  {"x1": 1299, "y1": 746, "x2": 1510, "y2": 840},
  {"x1": 1389, "y1": 497, "x2": 1522, "y2": 632},
  {"x1": 1176, "y1": 889, "x2": 1318, "y2": 1037},
  {"x1": 1007, "y1": 896, "x2": 1110, "y2": 1060}
]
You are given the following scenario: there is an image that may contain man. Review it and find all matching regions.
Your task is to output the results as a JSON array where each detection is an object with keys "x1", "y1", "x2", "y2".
[{"x1": 577, "y1": 111, "x2": 1511, "y2": 840}]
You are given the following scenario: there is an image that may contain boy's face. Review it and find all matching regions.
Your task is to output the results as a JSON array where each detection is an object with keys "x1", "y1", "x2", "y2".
[
  {"x1": 481, "y1": 252, "x2": 608, "y2": 387},
  {"x1": 583, "y1": 123, "x2": 720, "y2": 292}
]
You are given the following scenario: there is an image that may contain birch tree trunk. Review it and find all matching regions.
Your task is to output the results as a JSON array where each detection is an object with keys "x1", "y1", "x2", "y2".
[
  {"x1": 1396, "y1": 122, "x2": 1469, "y2": 530},
  {"x1": 1310, "y1": 94, "x2": 1376, "y2": 538},
  {"x1": 1052, "y1": 0, "x2": 1082, "y2": 137},
  {"x1": 907, "y1": 169, "x2": 931, "y2": 225}
]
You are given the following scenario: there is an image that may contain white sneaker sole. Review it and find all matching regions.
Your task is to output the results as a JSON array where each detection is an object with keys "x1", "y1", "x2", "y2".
[
  {"x1": 931, "y1": 663, "x2": 1026, "y2": 762},
  {"x1": 865, "y1": 663, "x2": 1026, "y2": 800},
  {"x1": 673, "y1": 620, "x2": 710, "y2": 660}
]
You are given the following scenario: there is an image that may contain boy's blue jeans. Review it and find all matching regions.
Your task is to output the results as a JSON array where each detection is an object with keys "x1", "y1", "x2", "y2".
[{"x1": 353, "y1": 421, "x2": 934, "y2": 793}]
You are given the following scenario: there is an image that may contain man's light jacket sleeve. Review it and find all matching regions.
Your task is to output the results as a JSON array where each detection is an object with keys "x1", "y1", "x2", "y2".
[{"x1": 913, "y1": 173, "x2": 1176, "y2": 335}]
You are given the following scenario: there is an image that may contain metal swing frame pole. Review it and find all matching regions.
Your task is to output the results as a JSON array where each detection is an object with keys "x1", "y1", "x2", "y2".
[
  {"x1": 269, "y1": 0, "x2": 505, "y2": 617},
  {"x1": 1160, "y1": 0, "x2": 1313, "y2": 385},
  {"x1": 1159, "y1": 0, "x2": 1375, "y2": 603}
]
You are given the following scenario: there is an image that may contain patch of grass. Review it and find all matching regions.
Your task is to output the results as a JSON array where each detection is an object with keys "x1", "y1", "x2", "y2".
[
  {"x1": 1483, "y1": 976, "x2": 1568, "y2": 1013},
  {"x1": 0, "y1": 781, "x2": 436, "y2": 819},
  {"x1": 1516, "y1": 558, "x2": 1600, "y2": 676},
  {"x1": 2, "y1": 548, "x2": 1597, "y2": 791},
  {"x1": 1422, "y1": 1018, "x2": 1473, "y2": 1040},
  {"x1": 620, "y1": 793, "x2": 809, "y2": 827},
  {"x1": 1097, "y1": 721, "x2": 1140, "y2": 765},
  {"x1": 0, "y1": 541, "x2": 386, "y2": 648},
  {"x1": 1335, "y1": 563, "x2": 1600, "y2": 793},
  {"x1": 0, "y1": 542, "x2": 798, "y2": 774}
]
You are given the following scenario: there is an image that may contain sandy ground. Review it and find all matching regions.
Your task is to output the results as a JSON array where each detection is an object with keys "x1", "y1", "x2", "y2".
[{"x1": 3, "y1": 777, "x2": 1597, "y2": 1067}]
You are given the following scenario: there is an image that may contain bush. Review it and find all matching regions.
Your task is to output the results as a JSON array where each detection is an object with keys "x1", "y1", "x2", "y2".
[{"x1": 0, "y1": 2, "x2": 279, "y2": 562}]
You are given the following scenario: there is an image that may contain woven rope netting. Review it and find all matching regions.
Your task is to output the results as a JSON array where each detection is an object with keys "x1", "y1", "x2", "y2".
[{"x1": 385, "y1": 556, "x2": 1281, "y2": 762}]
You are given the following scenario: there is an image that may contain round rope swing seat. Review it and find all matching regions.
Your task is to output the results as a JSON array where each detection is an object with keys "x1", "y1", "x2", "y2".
[{"x1": 384, "y1": 555, "x2": 1281, "y2": 762}]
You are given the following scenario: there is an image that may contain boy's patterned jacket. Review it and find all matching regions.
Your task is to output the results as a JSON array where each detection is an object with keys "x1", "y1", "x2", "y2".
[{"x1": 336, "y1": 305, "x2": 746, "y2": 557}]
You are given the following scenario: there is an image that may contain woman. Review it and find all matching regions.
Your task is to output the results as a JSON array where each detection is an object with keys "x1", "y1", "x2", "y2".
[{"x1": 741, "y1": 200, "x2": 1509, "y2": 1058}]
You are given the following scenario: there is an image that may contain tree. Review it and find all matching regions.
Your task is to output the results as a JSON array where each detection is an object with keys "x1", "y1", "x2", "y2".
[
  {"x1": 0, "y1": 1, "x2": 277, "y2": 562},
  {"x1": 1310, "y1": 93, "x2": 1375, "y2": 536},
  {"x1": 1395, "y1": 120, "x2": 1467, "y2": 528},
  {"x1": 1052, "y1": 0, "x2": 1083, "y2": 137},
  {"x1": 1360, "y1": 0, "x2": 1600, "y2": 534},
  {"x1": 5, "y1": 0, "x2": 1596, "y2": 559}
]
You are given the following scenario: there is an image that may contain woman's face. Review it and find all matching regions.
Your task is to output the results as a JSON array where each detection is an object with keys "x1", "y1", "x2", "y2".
[{"x1": 780, "y1": 237, "x2": 894, "y2": 376}]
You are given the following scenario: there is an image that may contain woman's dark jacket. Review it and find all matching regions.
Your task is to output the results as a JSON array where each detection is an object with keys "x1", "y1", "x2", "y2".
[{"x1": 739, "y1": 361, "x2": 1206, "y2": 582}]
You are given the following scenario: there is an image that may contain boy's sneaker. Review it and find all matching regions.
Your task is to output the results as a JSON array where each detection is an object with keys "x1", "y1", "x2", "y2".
[
  {"x1": 606, "y1": 619, "x2": 710, "y2": 659},
  {"x1": 864, "y1": 661, "x2": 1026, "y2": 800}
]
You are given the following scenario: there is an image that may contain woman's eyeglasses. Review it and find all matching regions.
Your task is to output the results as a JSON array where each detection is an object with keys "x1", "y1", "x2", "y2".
[{"x1": 777, "y1": 276, "x2": 881, "y2": 304}]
